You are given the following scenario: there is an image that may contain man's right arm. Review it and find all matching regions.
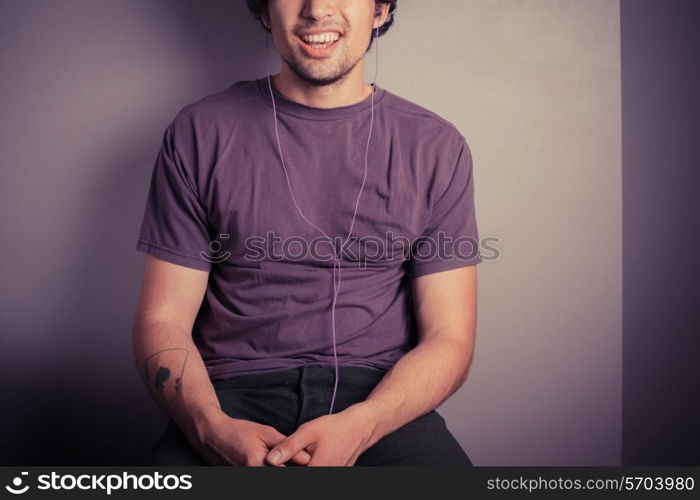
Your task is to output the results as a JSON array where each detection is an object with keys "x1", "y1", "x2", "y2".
[
  {"x1": 131, "y1": 255, "x2": 224, "y2": 452},
  {"x1": 132, "y1": 254, "x2": 313, "y2": 466}
]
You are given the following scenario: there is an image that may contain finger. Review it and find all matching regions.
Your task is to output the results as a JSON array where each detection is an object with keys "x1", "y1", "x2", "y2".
[
  {"x1": 290, "y1": 449, "x2": 312, "y2": 465},
  {"x1": 259, "y1": 425, "x2": 312, "y2": 466},
  {"x1": 246, "y1": 452, "x2": 270, "y2": 467},
  {"x1": 266, "y1": 432, "x2": 314, "y2": 466},
  {"x1": 259, "y1": 429, "x2": 307, "y2": 466}
]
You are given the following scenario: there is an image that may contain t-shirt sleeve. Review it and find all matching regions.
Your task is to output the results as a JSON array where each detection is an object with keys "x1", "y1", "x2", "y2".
[
  {"x1": 134, "y1": 123, "x2": 214, "y2": 272},
  {"x1": 407, "y1": 137, "x2": 483, "y2": 278}
]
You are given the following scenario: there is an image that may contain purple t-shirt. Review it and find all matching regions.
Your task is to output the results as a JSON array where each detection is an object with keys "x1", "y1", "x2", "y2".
[{"x1": 135, "y1": 76, "x2": 482, "y2": 381}]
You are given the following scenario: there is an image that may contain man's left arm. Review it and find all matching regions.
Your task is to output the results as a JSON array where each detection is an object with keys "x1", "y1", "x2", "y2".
[{"x1": 349, "y1": 263, "x2": 478, "y2": 448}]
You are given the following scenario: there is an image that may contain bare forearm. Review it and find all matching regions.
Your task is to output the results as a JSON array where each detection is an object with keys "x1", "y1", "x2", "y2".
[
  {"x1": 132, "y1": 317, "x2": 223, "y2": 443},
  {"x1": 348, "y1": 339, "x2": 473, "y2": 448}
]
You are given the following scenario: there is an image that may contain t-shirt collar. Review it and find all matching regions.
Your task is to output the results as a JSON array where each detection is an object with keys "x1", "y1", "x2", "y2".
[{"x1": 255, "y1": 76, "x2": 386, "y2": 121}]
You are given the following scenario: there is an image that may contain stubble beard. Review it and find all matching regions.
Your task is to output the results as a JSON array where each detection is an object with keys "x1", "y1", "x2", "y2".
[{"x1": 283, "y1": 43, "x2": 362, "y2": 87}]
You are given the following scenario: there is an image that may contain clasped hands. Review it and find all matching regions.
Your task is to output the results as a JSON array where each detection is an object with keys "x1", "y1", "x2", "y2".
[
  {"x1": 193, "y1": 403, "x2": 378, "y2": 466},
  {"x1": 266, "y1": 405, "x2": 377, "y2": 467}
]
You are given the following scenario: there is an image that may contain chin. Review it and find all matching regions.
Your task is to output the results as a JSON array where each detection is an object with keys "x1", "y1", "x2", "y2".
[
  {"x1": 288, "y1": 62, "x2": 347, "y2": 87},
  {"x1": 299, "y1": 72, "x2": 345, "y2": 87}
]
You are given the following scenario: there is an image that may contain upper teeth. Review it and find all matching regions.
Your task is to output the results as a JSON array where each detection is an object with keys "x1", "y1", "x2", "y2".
[{"x1": 301, "y1": 32, "x2": 340, "y2": 43}]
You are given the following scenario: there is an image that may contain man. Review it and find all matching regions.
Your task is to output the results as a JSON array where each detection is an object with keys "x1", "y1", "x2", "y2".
[{"x1": 132, "y1": 0, "x2": 482, "y2": 467}]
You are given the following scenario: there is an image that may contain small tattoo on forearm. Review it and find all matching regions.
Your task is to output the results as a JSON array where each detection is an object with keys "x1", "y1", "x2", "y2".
[
  {"x1": 143, "y1": 348, "x2": 189, "y2": 408},
  {"x1": 154, "y1": 366, "x2": 170, "y2": 391}
]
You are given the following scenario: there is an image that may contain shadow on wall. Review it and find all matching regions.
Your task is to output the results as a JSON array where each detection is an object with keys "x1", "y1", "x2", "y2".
[{"x1": 0, "y1": 0, "x2": 267, "y2": 465}]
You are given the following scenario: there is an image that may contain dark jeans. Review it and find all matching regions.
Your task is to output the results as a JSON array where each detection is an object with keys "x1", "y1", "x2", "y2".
[{"x1": 152, "y1": 364, "x2": 472, "y2": 466}]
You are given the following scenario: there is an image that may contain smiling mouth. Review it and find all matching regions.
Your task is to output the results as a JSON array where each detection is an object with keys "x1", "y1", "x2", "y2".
[
  {"x1": 300, "y1": 38, "x2": 340, "y2": 49},
  {"x1": 296, "y1": 34, "x2": 343, "y2": 58},
  {"x1": 298, "y1": 31, "x2": 342, "y2": 49}
]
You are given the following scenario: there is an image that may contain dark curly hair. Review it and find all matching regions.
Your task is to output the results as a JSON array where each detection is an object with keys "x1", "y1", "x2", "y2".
[{"x1": 246, "y1": 0, "x2": 398, "y2": 38}]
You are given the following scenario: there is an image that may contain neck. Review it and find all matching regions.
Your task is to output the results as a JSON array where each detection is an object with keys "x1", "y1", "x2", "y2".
[{"x1": 270, "y1": 65, "x2": 373, "y2": 109}]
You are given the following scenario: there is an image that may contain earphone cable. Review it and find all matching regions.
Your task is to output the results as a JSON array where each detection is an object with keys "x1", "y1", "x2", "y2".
[{"x1": 265, "y1": 26, "x2": 380, "y2": 415}]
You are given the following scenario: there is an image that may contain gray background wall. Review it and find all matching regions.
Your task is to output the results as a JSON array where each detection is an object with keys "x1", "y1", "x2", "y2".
[
  {"x1": 1, "y1": 0, "x2": 625, "y2": 465},
  {"x1": 397, "y1": 0, "x2": 622, "y2": 466}
]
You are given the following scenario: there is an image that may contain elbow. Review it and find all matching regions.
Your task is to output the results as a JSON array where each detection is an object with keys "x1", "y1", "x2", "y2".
[
  {"x1": 457, "y1": 366, "x2": 471, "y2": 388},
  {"x1": 456, "y1": 341, "x2": 475, "y2": 387}
]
